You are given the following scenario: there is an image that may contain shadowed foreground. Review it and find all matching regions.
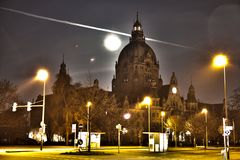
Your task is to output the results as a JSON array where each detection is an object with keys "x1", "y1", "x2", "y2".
[{"x1": 1, "y1": 146, "x2": 240, "y2": 160}]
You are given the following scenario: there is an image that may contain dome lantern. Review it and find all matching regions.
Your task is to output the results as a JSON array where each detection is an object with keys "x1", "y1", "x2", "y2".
[{"x1": 131, "y1": 12, "x2": 144, "y2": 42}]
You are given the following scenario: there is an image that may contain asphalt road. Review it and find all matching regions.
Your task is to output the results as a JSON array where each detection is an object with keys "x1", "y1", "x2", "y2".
[{"x1": 1, "y1": 146, "x2": 240, "y2": 160}]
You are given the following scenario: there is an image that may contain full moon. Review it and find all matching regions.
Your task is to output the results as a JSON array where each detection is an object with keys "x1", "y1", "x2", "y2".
[{"x1": 104, "y1": 34, "x2": 122, "y2": 51}]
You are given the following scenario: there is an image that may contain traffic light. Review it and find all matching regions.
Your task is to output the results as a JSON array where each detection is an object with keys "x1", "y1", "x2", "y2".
[
  {"x1": 27, "y1": 102, "x2": 32, "y2": 111},
  {"x1": 12, "y1": 102, "x2": 17, "y2": 112}
]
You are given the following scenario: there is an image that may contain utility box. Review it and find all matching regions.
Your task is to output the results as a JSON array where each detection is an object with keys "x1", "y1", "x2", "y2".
[
  {"x1": 78, "y1": 132, "x2": 104, "y2": 149},
  {"x1": 144, "y1": 132, "x2": 168, "y2": 152}
]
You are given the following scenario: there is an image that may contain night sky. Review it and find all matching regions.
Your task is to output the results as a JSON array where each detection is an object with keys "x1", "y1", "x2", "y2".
[{"x1": 0, "y1": 0, "x2": 240, "y2": 104}]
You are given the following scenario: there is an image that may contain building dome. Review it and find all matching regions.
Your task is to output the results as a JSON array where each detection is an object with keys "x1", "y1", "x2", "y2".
[
  {"x1": 117, "y1": 13, "x2": 158, "y2": 72},
  {"x1": 112, "y1": 14, "x2": 160, "y2": 103},
  {"x1": 118, "y1": 41, "x2": 158, "y2": 67}
]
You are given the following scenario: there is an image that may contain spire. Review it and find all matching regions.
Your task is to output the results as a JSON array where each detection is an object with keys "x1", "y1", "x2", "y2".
[
  {"x1": 60, "y1": 54, "x2": 66, "y2": 75},
  {"x1": 53, "y1": 56, "x2": 71, "y2": 94},
  {"x1": 136, "y1": 11, "x2": 139, "y2": 22},
  {"x1": 133, "y1": 12, "x2": 142, "y2": 30},
  {"x1": 170, "y1": 72, "x2": 178, "y2": 85},
  {"x1": 190, "y1": 75, "x2": 193, "y2": 86},
  {"x1": 131, "y1": 12, "x2": 144, "y2": 42},
  {"x1": 187, "y1": 82, "x2": 197, "y2": 102}
]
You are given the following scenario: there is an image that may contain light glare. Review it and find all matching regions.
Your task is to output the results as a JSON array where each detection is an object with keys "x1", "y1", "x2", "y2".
[
  {"x1": 213, "y1": 54, "x2": 228, "y2": 68},
  {"x1": 142, "y1": 96, "x2": 152, "y2": 106},
  {"x1": 86, "y1": 101, "x2": 92, "y2": 107},
  {"x1": 201, "y1": 108, "x2": 208, "y2": 114},
  {"x1": 104, "y1": 34, "x2": 122, "y2": 51},
  {"x1": 161, "y1": 111, "x2": 166, "y2": 117},
  {"x1": 124, "y1": 113, "x2": 131, "y2": 120},
  {"x1": 36, "y1": 69, "x2": 48, "y2": 81},
  {"x1": 172, "y1": 87, "x2": 177, "y2": 94}
]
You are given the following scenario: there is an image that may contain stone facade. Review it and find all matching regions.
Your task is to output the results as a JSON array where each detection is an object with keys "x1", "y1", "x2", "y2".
[
  {"x1": 112, "y1": 15, "x2": 198, "y2": 117},
  {"x1": 112, "y1": 15, "x2": 161, "y2": 104}
]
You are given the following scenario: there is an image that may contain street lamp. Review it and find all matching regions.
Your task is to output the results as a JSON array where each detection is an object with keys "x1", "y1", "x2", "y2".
[
  {"x1": 86, "y1": 101, "x2": 92, "y2": 152},
  {"x1": 13, "y1": 69, "x2": 49, "y2": 150},
  {"x1": 35, "y1": 69, "x2": 48, "y2": 151},
  {"x1": 142, "y1": 96, "x2": 152, "y2": 150},
  {"x1": 212, "y1": 54, "x2": 228, "y2": 119},
  {"x1": 161, "y1": 111, "x2": 166, "y2": 133},
  {"x1": 123, "y1": 112, "x2": 131, "y2": 120},
  {"x1": 116, "y1": 124, "x2": 128, "y2": 154},
  {"x1": 201, "y1": 108, "x2": 208, "y2": 149},
  {"x1": 212, "y1": 53, "x2": 229, "y2": 159}
]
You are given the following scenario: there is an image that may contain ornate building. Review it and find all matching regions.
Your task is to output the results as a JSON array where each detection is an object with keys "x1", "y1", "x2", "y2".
[
  {"x1": 112, "y1": 15, "x2": 196, "y2": 116},
  {"x1": 112, "y1": 15, "x2": 161, "y2": 104},
  {"x1": 27, "y1": 15, "x2": 226, "y2": 146}
]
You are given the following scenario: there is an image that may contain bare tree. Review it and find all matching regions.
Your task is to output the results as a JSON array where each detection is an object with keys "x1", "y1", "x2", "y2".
[
  {"x1": 229, "y1": 87, "x2": 240, "y2": 110},
  {"x1": 0, "y1": 79, "x2": 18, "y2": 112},
  {"x1": 185, "y1": 114, "x2": 205, "y2": 147},
  {"x1": 166, "y1": 115, "x2": 185, "y2": 147}
]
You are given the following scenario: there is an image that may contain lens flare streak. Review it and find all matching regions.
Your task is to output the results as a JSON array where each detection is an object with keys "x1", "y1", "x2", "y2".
[{"x1": 0, "y1": 7, "x2": 193, "y2": 49}]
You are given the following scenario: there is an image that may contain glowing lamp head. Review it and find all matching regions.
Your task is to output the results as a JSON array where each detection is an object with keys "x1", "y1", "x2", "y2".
[
  {"x1": 86, "y1": 101, "x2": 92, "y2": 108},
  {"x1": 142, "y1": 96, "x2": 152, "y2": 106},
  {"x1": 123, "y1": 113, "x2": 131, "y2": 120},
  {"x1": 116, "y1": 124, "x2": 122, "y2": 130},
  {"x1": 161, "y1": 111, "x2": 166, "y2": 117},
  {"x1": 213, "y1": 54, "x2": 228, "y2": 68},
  {"x1": 122, "y1": 128, "x2": 128, "y2": 134},
  {"x1": 36, "y1": 69, "x2": 48, "y2": 81},
  {"x1": 201, "y1": 108, "x2": 208, "y2": 114}
]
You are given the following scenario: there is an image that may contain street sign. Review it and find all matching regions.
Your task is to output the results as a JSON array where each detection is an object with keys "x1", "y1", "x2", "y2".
[
  {"x1": 224, "y1": 129, "x2": 230, "y2": 136},
  {"x1": 79, "y1": 124, "x2": 83, "y2": 130},
  {"x1": 226, "y1": 126, "x2": 233, "y2": 130},
  {"x1": 72, "y1": 124, "x2": 76, "y2": 133}
]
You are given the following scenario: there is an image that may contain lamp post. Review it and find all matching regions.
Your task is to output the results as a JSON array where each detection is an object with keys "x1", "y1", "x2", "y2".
[
  {"x1": 161, "y1": 111, "x2": 166, "y2": 133},
  {"x1": 86, "y1": 101, "x2": 92, "y2": 152},
  {"x1": 213, "y1": 54, "x2": 228, "y2": 119},
  {"x1": 35, "y1": 69, "x2": 48, "y2": 151},
  {"x1": 142, "y1": 96, "x2": 152, "y2": 150},
  {"x1": 201, "y1": 108, "x2": 208, "y2": 149},
  {"x1": 13, "y1": 69, "x2": 49, "y2": 150},
  {"x1": 116, "y1": 124, "x2": 128, "y2": 154},
  {"x1": 213, "y1": 53, "x2": 229, "y2": 159}
]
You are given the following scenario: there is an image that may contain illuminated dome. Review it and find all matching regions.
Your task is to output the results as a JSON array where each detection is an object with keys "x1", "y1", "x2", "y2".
[{"x1": 112, "y1": 14, "x2": 161, "y2": 103}]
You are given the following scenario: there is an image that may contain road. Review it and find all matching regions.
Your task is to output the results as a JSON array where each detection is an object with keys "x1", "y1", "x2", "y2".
[{"x1": 1, "y1": 146, "x2": 240, "y2": 160}]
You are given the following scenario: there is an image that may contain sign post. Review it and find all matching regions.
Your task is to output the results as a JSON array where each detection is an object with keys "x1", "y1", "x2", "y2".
[{"x1": 72, "y1": 124, "x2": 76, "y2": 148}]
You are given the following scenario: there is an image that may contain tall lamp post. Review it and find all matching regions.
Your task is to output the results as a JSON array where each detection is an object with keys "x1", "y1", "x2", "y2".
[
  {"x1": 212, "y1": 53, "x2": 229, "y2": 159},
  {"x1": 86, "y1": 101, "x2": 92, "y2": 152},
  {"x1": 142, "y1": 96, "x2": 152, "y2": 150},
  {"x1": 213, "y1": 54, "x2": 228, "y2": 119},
  {"x1": 12, "y1": 69, "x2": 49, "y2": 151},
  {"x1": 201, "y1": 108, "x2": 208, "y2": 149},
  {"x1": 36, "y1": 69, "x2": 49, "y2": 151}
]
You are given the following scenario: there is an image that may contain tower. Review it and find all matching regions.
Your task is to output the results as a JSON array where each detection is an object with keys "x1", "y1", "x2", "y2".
[
  {"x1": 186, "y1": 82, "x2": 198, "y2": 112},
  {"x1": 112, "y1": 14, "x2": 161, "y2": 104},
  {"x1": 52, "y1": 56, "x2": 71, "y2": 95}
]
